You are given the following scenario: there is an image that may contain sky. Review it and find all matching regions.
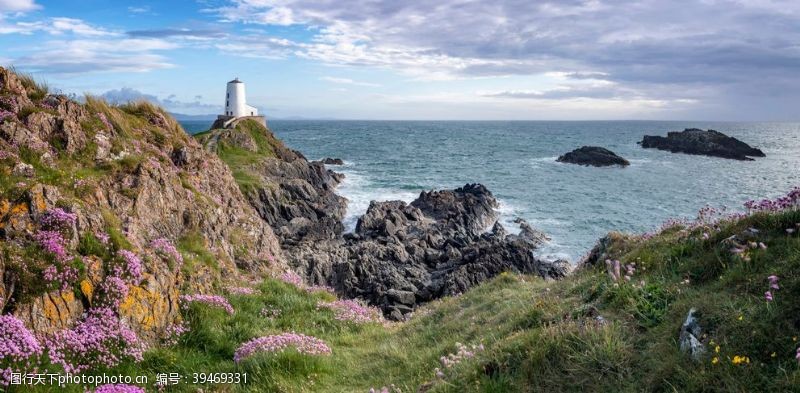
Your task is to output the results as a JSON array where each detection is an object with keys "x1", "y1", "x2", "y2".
[{"x1": 0, "y1": 0, "x2": 798, "y2": 120}]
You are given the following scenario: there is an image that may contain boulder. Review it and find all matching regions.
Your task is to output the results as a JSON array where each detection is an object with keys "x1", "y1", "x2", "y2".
[
  {"x1": 556, "y1": 146, "x2": 630, "y2": 167},
  {"x1": 679, "y1": 308, "x2": 706, "y2": 361},
  {"x1": 318, "y1": 157, "x2": 344, "y2": 165},
  {"x1": 640, "y1": 128, "x2": 765, "y2": 160}
]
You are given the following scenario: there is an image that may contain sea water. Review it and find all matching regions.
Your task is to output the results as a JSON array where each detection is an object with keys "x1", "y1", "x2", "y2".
[{"x1": 182, "y1": 120, "x2": 800, "y2": 262}]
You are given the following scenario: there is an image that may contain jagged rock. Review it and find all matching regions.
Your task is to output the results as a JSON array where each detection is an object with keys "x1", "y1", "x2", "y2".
[
  {"x1": 12, "y1": 162, "x2": 34, "y2": 177},
  {"x1": 318, "y1": 157, "x2": 344, "y2": 165},
  {"x1": 331, "y1": 185, "x2": 567, "y2": 320},
  {"x1": 557, "y1": 146, "x2": 630, "y2": 167},
  {"x1": 197, "y1": 125, "x2": 347, "y2": 245},
  {"x1": 640, "y1": 128, "x2": 765, "y2": 161},
  {"x1": 679, "y1": 308, "x2": 706, "y2": 361},
  {"x1": 94, "y1": 132, "x2": 112, "y2": 161}
]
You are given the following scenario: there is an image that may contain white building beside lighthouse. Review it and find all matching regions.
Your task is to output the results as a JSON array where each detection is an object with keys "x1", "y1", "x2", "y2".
[{"x1": 215, "y1": 77, "x2": 266, "y2": 129}]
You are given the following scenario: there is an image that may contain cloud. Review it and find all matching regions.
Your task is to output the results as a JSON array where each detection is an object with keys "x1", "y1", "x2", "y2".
[
  {"x1": 0, "y1": 0, "x2": 39, "y2": 13},
  {"x1": 49, "y1": 17, "x2": 116, "y2": 36},
  {"x1": 99, "y1": 87, "x2": 220, "y2": 114},
  {"x1": 207, "y1": 0, "x2": 800, "y2": 117},
  {"x1": 127, "y1": 6, "x2": 150, "y2": 14},
  {"x1": 0, "y1": 17, "x2": 116, "y2": 36},
  {"x1": 320, "y1": 76, "x2": 380, "y2": 87},
  {"x1": 127, "y1": 27, "x2": 225, "y2": 39},
  {"x1": 13, "y1": 38, "x2": 177, "y2": 73}
]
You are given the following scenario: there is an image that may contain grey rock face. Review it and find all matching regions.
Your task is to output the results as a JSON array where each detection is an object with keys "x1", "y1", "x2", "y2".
[
  {"x1": 640, "y1": 128, "x2": 765, "y2": 161},
  {"x1": 557, "y1": 146, "x2": 630, "y2": 167},
  {"x1": 679, "y1": 308, "x2": 706, "y2": 361}
]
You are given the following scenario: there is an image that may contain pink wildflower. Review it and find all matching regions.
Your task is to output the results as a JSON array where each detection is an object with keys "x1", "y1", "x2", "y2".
[
  {"x1": 150, "y1": 238, "x2": 183, "y2": 266},
  {"x1": 278, "y1": 271, "x2": 305, "y2": 288},
  {"x1": 317, "y1": 300, "x2": 383, "y2": 324},
  {"x1": 46, "y1": 307, "x2": 144, "y2": 374},
  {"x1": 93, "y1": 384, "x2": 145, "y2": 393},
  {"x1": 227, "y1": 286, "x2": 256, "y2": 295},
  {"x1": 0, "y1": 315, "x2": 42, "y2": 386},
  {"x1": 180, "y1": 294, "x2": 234, "y2": 315},
  {"x1": 233, "y1": 332, "x2": 331, "y2": 362}
]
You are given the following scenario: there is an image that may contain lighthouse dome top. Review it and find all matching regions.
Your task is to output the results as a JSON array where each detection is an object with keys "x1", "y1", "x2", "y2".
[{"x1": 228, "y1": 77, "x2": 243, "y2": 84}]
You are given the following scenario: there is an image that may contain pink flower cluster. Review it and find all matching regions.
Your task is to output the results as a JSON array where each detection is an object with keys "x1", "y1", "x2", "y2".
[
  {"x1": 93, "y1": 384, "x2": 145, "y2": 393},
  {"x1": 0, "y1": 150, "x2": 17, "y2": 160},
  {"x1": 433, "y1": 342, "x2": 485, "y2": 380},
  {"x1": 95, "y1": 231, "x2": 110, "y2": 245},
  {"x1": 260, "y1": 306, "x2": 281, "y2": 320},
  {"x1": 180, "y1": 294, "x2": 234, "y2": 315},
  {"x1": 117, "y1": 250, "x2": 143, "y2": 283},
  {"x1": 605, "y1": 259, "x2": 636, "y2": 282},
  {"x1": 744, "y1": 187, "x2": 800, "y2": 212},
  {"x1": 0, "y1": 315, "x2": 42, "y2": 386},
  {"x1": 227, "y1": 286, "x2": 256, "y2": 296},
  {"x1": 46, "y1": 307, "x2": 144, "y2": 374},
  {"x1": 36, "y1": 230, "x2": 78, "y2": 290},
  {"x1": 317, "y1": 299, "x2": 383, "y2": 324},
  {"x1": 162, "y1": 322, "x2": 190, "y2": 346},
  {"x1": 150, "y1": 238, "x2": 183, "y2": 266},
  {"x1": 278, "y1": 271, "x2": 305, "y2": 288},
  {"x1": 97, "y1": 112, "x2": 113, "y2": 132},
  {"x1": 765, "y1": 275, "x2": 779, "y2": 302},
  {"x1": 0, "y1": 109, "x2": 14, "y2": 122},
  {"x1": 39, "y1": 207, "x2": 77, "y2": 230},
  {"x1": 233, "y1": 332, "x2": 331, "y2": 363}
]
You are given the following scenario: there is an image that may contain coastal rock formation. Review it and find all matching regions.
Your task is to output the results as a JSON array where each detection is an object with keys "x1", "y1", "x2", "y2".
[
  {"x1": 317, "y1": 157, "x2": 344, "y2": 165},
  {"x1": 640, "y1": 128, "x2": 765, "y2": 160},
  {"x1": 0, "y1": 67, "x2": 285, "y2": 341},
  {"x1": 557, "y1": 146, "x2": 630, "y2": 167},
  {"x1": 288, "y1": 185, "x2": 569, "y2": 320},
  {"x1": 196, "y1": 121, "x2": 347, "y2": 245},
  {"x1": 195, "y1": 119, "x2": 570, "y2": 320}
]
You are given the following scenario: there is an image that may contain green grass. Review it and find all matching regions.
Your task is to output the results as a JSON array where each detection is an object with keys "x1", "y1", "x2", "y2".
[
  {"x1": 16, "y1": 208, "x2": 800, "y2": 392},
  {"x1": 195, "y1": 119, "x2": 288, "y2": 192},
  {"x1": 178, "y1": 230, "x2": 221, "y2": 273}
]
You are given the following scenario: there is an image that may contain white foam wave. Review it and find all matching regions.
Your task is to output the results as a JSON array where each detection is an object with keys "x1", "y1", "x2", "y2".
[{"x1": 335, "y1": 167, "x2": 419, "y2": 232}]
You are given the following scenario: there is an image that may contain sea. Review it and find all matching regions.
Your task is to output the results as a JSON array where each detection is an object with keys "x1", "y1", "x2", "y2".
[{"x1": 181, "y1": 120, "x2": 800, "y2": 262}]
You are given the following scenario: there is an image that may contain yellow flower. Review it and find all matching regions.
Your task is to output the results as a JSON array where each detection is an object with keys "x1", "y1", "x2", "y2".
[
  {"x1": 715, "y1": 345, "x2": 720, "y2": 353},
  {"x1": 794, "y1": 336, "x2": 798, "y2": 342},
  {"x1": 738, "y1": 315, "x2": 743, "y2": 321},
  {"x1": 732, "y1": 355, "x2": 751, "y2": 365},
  {"x1": 771, "y1": 352, "x2": 777, "y2": 358},
  {"x1": 711, "y1": 357, "x2": 719, "y2": 364}
]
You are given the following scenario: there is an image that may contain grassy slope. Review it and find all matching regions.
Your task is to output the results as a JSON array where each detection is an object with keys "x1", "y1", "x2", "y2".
[
  {"x1": 196, "y1": 119, "x2": 285, "y2": 192},
  {"x1": 36, "y1": 208, "x2": 796, "y2": 392}
]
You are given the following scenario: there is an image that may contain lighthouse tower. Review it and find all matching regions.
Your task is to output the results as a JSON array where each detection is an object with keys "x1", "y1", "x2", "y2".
[
  {"x1": 216, "y1": 77, "x2": 266, "y2": 129},
  {"x1": 224, "y1": 78, "x2": 258, "y2": 117}
]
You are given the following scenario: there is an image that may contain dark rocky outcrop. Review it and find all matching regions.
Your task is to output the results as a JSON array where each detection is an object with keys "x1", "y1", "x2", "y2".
[
  {"x1": 196, "y1": 123, "x2": 348, "y2": 245},
  {"x1": 640, "y1": 128, "x2": 765, "y2": 161},
  {"x1": 557, "y1": 146, "x2": 630, "y2": 167},
  {"x1": 316, "y1": 157, "x2": 344, "y2": 165},
  {"x1": 288, "y1": 185, "x2": 570, "y2": 320}
]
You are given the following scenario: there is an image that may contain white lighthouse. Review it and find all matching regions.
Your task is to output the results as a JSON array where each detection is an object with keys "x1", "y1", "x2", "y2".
[
  {"x1": 224, "y1": 78, "x2": 258, "y2": 117},
  {"x1": 216, "y1": 77, "x2": 266, "y2": 129}
]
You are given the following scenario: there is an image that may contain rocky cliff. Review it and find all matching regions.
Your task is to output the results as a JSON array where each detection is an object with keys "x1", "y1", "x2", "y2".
[
  {"x1": 196, "y1": 123, "x2": 569, "y2": 320},
  {"x1": 0, "y1": 67, "x2": 284, "y2": 342}
]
